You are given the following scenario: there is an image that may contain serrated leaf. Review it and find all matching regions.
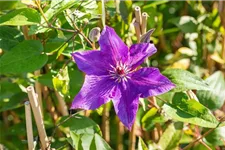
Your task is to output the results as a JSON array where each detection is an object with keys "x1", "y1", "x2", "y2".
[
  {"x1": 0, "y1": 8, "x2": 40, "y2": 26},
  {"x1": 158, "y1": 122, "x2": 183, "y2": 150},
  {"x1": 162, "y1": 69, "x2": 210, "y2": 92},
  {"x1": 197, "y1": 71, "x2": 225, "y2": 110},
  {"x1": 0, "y1": 40, "x2": 48, "y2": 74},
  {"x1": 163, "y1": 92, "x2": 219, "y2": 128}
]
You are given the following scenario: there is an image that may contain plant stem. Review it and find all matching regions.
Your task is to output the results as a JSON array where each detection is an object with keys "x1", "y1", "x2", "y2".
[
  {"x1": 35, "y1": 0, "x2": 50, "y2": 26},
  {"x1": 183, "y1": 128, "x2": 215, "y2": 150}
]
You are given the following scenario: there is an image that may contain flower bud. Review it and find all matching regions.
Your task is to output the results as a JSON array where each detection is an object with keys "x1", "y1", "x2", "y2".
[{"x1": 89, "y1": 27, "x2": 101, "y2": 42}]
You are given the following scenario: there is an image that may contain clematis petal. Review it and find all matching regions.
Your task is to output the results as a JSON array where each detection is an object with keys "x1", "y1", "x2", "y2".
[
  {"x1": 111, "y1": 82, "x2": 139, "y2": 130},
  {"x1": 99, "y1": 26, "x2": 129, "y2": 65},
  {"x1": 71, "y1": 50, "x2": 111, "y2": 76},
  {"x1": 130, "y1": 67, "x2": 175, "y2": 98},
  {"x1": 71, "y1": 75, "x2": 115, "y2": 110},
  {"x1": 128, "y1": 43, "x2": 157, "y2": 69}
]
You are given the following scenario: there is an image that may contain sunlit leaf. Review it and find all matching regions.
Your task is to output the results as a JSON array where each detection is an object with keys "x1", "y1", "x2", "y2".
[
  {"x1": 0, "y1": 40, "x2": 48, "y2": 74},
  {"x1": 197, "y1": 71, "x2": 225, "y2": 110},
  {"x1": 158, "y1": 122, "x2": 183, "y2": 150},
  {"x1": 162, "y1": 69, "x2": 210, "y2": 92},
  {"x1": 0, "y1": 8, "x2": 40, "y2": 26},
  {"x1": 163, "y1": 92, "x2": 219, "y2": 128}
]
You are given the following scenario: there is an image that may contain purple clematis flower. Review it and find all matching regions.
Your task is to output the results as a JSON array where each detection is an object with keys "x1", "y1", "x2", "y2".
[{"x1": 71, "y1": 26, "x2": 175, "y2": 130}]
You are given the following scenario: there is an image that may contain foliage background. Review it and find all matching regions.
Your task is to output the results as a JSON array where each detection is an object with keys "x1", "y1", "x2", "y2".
[{"x1": 0, "y1": 0, "x2": 225, "y2": 150}]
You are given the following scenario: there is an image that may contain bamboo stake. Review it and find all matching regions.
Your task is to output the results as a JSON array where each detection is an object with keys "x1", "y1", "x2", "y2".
[
  {"x1": 34, "y1": 70, "x2": 43, "y2": 114},
  {"x1": 134, "y1": 21, "x2": 141, "y2": 43},
  {"x1": 25, "y1": 101, "x2": 34, "y2": 150},
  {"x1": 141, "y1": 12, "x2": 148, "y2": 34},
  {"x1": 55, "y1": 91, "x2": 68, "y2": 116},
  {"x1": 26, "y1": 86, "x2": 49, "y2": 150},
  {"x1": 102, "y1": 104, "x2": 110, "y2": 143},
  {"x1": 134, "y1": 6, "x2": 142, "y2": 25},
  {"x1": 128, "y1": 123, "x2": 136, "y2": 150},
  {"x1": 116, "y1": 117, "x2": 124, "y2": 150}
]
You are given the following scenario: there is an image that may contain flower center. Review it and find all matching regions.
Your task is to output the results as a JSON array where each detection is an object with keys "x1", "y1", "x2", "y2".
[{"x1": 109, "y1": 61, "x2": 131, "y2": 82}]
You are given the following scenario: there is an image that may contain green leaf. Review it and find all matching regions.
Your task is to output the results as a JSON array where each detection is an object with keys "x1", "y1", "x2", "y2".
[
  {"x1": 68, "y1": 67, "x2": 84, "y2": 98},
  {"x1": 138, "y1": 137, "x2": 148, "y2": 150},
  {"x1": 69, "y1": 132, "x2": 112, "y2": 150},
  {"x1": 169, "y1": 16, "x2": 198, "y2": 33},
  {"x1": 141, "y1": 107, "x2": 166, "y2": 131},
  {"x1": 119, "y1": 0, "x2": 132, "y2": 24},
  {"x1": 162, "y1": 92, "x2": 219, "y2": 128},
  {"x1": 197, "y1": 71, "x2": 225, "y2": 110},
  {"x1": 0, "y1": 26, "x2": 20, "y2": 51},
  {"x1": 37, "y1": 72, "x2": 54, "y2": 88},
  {"x1": 44, "y1": 42, "x2": 68, "y2": 54},
  {"x1": 0, "y1": 8, "x2": 41, "y2": 26},
  {"x1": 162, "y1": 69, "x2": 210, "y2": 92},
  {"x1": 58, "y1": 115, "x2": 101, "y2": 135},
  {"x1": 52, "y1": 67, "x2": 70, "y2": 96},
  {"x1": 0, "y1": 40, "x2": 48, "y2": 74},
  {"x1": 94, "y1": 134, "x2": 112, "y2": 150},
  {"x1": 0, "y1": 92, "x2": 26, "y2": 112},
  {"x1": 204, "y1": 126, "x2": 225, "y2": 146},
  {"x1": 32, "y1": 0, "x2": 79, "y2": 33},
  {"x1": 158, "y1": 122, "x2": 183, "y2": 150},
  {"x1": 0, "y1": 1, "x2": 18, "y2": 11}
]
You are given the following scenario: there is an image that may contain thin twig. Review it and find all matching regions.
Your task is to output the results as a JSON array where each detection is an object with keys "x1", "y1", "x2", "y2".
[
  {"x1": 48, "y1": 110, "x2": 84, "y2": 148},
  {"x1": 35, "y1": 0, "x2": 50, "y2": 26},
  {"x1": 64, "y1": 10, "x2": 95, "y2": 49},
  {"x1": 183, "y1": 118, "x2": 224, "y2": 150}
]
